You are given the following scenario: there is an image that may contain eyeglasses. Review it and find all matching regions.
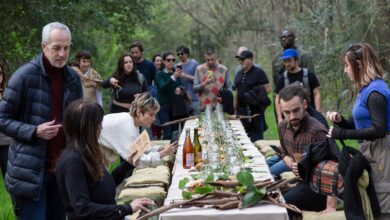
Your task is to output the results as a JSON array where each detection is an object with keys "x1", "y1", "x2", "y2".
[
  {"x1": 177, "y1": 53, "x2": 185, "y2": 56},
  {"x1": 165, "y1": 58, "x2": 176, "y2": 62}
]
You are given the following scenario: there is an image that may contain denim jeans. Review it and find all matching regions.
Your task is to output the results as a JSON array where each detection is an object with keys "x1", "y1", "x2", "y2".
[
  {"x1": 192, "y1": 99, "x2": 199, "y2": 115},
  {"x1": 158, "y1": 105, "x2": 172, "y2": 140},
  {"x1": 266, "y1": 155, "x2": 290, "y2": 177},
  {"x1": 13, "y1": 171, "x2": 66, "y2": 220}
]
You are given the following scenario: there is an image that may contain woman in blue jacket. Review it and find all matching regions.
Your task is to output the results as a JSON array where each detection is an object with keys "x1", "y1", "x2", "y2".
[{"x1": 327, "y1": 43, "x2": 390, "y2": 219}]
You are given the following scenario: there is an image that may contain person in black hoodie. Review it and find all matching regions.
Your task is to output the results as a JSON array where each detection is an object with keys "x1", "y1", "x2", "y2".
[{"x1": 56, "y1": 100, "x2": 153, "y2": 220}]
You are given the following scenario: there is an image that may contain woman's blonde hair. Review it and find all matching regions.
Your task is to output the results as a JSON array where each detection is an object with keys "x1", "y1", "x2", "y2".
[
  {"x1": 129, "y1": 92, "x2": 160, "y2": 117},
  {"x1": 342, "y1": 43, "x2": 384, "y2": 89}
]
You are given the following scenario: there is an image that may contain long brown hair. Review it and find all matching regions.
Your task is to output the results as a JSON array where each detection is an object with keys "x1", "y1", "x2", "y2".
[
  {"x1": 63, "y1": 100, "x2": 106, "y2": 181},
  {"x1": 112, "y1": 54, "x2": 140, "y2": 86},
  {"x1": 0, "y1": 63, "x2": 7, "y2": 96},
  {"x1": 342, "y1": 43, "x2": 384, "y2": 89}
]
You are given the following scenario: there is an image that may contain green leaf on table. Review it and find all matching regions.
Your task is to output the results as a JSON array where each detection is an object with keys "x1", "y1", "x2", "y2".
[
  {"x1": 236, "y1": 171, "x2": 254, "y2": 187},
  {"x1": 242, "y1": 190, "x2": 264, "y2": 208},
  {"x1": 243, "y1": 156, "x2": 251, "y2": 163},
  {"x1": 179, "y1": 177, "x2": 189, "y2": 190},
  {"x1": 190, "y1": 174, "x2": 201, "y2": 180},
  {"x1": 255, "y1": 187, "x2": 266, "y2": 195},
  {"x1": 218, "y1": 171, "x2": 230, "y2": 181},
  {"x1": 236, "y1": 186, "x2": 245, "y2": 193},
  {"x1": 182, "y1": 191, "x2": 192, "y2": 200},
  {"x1": 205, "y1": 173, "x2": 214, "y2": 182},
  {"x1": 247, "y1": 185, "x2": 255, "y2": 192},
  {"x1": 194, "y1": 186, "x2": 213, "y2": 195}
]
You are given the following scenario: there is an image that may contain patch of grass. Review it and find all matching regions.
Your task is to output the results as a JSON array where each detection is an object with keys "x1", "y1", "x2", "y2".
[
  {"x1": 0, "y1": 175, "x2": 16, "y2": 220},
  {"x1": 263, "y1": 94, "x2": 279, "y2": 140}
]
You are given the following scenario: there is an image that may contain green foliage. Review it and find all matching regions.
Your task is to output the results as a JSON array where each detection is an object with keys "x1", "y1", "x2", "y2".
[
  {"x1": 242, "y1": 189, "x2": 264, "y2": 208},
  {"x1": 182, "y1": 191, "x2": 192, "y2": 200},
  {"x1": 0, "y1": 0, "x2": 154, "y2": 73},
  {"x1": 237, "y1": 171, "x2": 266, "y2": 208},
  {"x1": 0, "y1": 174, "x2": 15, "y2": 220},
  {"x1": 236, "y1": 171, "x2": 254, "y2": 187},
  {"x1": 179, "y1": 177, "x2": 189, "y2": 190},
  {"x1": 194, "y1": 185, "x2": 213, "y2": 195}
]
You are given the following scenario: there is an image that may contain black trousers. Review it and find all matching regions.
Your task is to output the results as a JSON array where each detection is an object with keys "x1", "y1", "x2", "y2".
[
  {"x1": 238, "y1": 107, "x2": 265, "y2": 142},
  {"x1": 0, "y1": 145, "x2": 9, "y2": 178},
  {"x1": 283, "y1": 182, "x2": 327, "y2": 217}
]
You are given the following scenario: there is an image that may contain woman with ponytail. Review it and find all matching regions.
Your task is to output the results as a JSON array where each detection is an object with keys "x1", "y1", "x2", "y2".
[{"x1": 327, "y1": 43, "x2": 390, "y2": 219}]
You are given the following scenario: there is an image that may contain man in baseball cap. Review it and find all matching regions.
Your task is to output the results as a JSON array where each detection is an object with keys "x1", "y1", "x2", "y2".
[
  {"x1": 279, "y1": 48, "x2": 299, "y2": 60},
  {"x1": 274, "y1": 48, "x2": 322, "y2": 124},
  {"x1": 234, "y1": 50, "x2": 271, "y2": 142},
  {"x1": 235, "y1": 50, "x2": 254, "y2": 60}
]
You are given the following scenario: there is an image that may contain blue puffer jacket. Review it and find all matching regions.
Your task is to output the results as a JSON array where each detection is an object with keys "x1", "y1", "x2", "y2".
[{"x1": 0, "y1": 54, "x2": 82, "y2": 201}]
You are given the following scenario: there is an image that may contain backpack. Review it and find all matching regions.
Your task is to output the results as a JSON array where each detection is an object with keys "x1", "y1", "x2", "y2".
[{"x1": 283, "y1": 68, "x2": 309, "y2": 90}]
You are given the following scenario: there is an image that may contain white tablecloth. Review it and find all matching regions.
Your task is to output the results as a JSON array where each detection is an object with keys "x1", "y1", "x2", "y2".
[{"x1": 160, "y1": 119, "x2": 288, "y2": 220}]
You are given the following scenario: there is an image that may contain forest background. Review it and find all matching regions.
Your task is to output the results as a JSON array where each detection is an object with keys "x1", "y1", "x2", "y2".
[{"x1": 0, "y1": 0, "x2": 390, "y2": 219}]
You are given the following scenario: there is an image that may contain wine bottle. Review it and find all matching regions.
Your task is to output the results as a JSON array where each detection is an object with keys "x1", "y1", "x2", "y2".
[
  {"x1": 182, "y1": 128, "x2": 194, "y2": 169},
  {"x1": 193, "y1": 128, "x2": 202, "y2": 164}
]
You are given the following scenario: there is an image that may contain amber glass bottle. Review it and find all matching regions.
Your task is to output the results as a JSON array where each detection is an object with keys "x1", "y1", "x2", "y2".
[
  {"x1": 193, "y1": 128, "x2": 202, "y2": 164},
  {"x1": 182, "y1": 128, "x2": 194, "y2": 169}
]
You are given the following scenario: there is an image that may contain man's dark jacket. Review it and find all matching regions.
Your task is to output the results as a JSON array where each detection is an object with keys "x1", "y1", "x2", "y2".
[{"x1": 0, "y1": 54, "x2": 82, "y2": 201}]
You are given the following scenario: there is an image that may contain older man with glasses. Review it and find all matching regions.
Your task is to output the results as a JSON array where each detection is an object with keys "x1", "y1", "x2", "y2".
[
  {"x1": 234, "y1": 50, "x2": 271, "y2": 141},
  {"x1": 0, "y1": 22, "x2": 82, "y2": 220}
]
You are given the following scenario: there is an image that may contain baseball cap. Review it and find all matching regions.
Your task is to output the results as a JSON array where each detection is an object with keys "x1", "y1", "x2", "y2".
[
  {"x1": 235, "y1": 50, "x2": 253, "y2": 60},
  {"x1": 279, "y1": 48, "x2": 299, "y2": 60}
]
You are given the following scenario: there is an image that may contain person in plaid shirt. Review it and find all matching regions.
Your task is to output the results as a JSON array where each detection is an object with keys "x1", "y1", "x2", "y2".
[{"x1": 268, "y1": 84, "x2": 337, "y2": 217}]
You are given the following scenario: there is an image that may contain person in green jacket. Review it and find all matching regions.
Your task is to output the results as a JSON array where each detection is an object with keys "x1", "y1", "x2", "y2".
[{"x1": 155, "y1": 52, "x2": 182, "y2": 140}]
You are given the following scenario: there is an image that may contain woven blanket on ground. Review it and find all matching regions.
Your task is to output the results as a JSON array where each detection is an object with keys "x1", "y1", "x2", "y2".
[
  {"x1": 124, "y1": 165, "x2": 170, "y2": 187},
  {"x1": 280, "y1": 171, "x2": 296, "y2": 180},
  {"x1": 118, "y1": 186, "x2": 166, "y2": 205},
  {"x1": 302, "y1": 210, "x2": 346, "y2": 220},
  {"x1": 254, "y1": 140, "x2": 279, "y2": 158}
]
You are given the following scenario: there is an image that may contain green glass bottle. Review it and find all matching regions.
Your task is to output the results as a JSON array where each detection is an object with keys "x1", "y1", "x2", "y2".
[{"x1": 193, "y1": 128, "x2": 202, "y2": 164}]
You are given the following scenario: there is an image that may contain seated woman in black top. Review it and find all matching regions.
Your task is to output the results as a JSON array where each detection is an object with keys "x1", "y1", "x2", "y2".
[{"x1": 56, "y1": 100, "x2": 153, "y2": 220}]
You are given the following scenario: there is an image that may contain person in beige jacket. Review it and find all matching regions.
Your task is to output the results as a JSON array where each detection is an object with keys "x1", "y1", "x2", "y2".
[{"x1": 71, "y1": 50, "x2": 103, "y2": 106}]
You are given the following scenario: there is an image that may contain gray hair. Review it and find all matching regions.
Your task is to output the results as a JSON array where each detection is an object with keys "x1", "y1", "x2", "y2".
[
  {"x1": 41, "y1": 22, "x2": 71, "y2": 44},
  {"x1": 237, "y1": 46, "x2": 248, "y2": 56}
]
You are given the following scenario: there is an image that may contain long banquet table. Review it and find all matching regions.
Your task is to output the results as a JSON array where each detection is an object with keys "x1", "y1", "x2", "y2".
[{"x1": 159, "y1": 119, "x2": 288, "y2": 220}]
